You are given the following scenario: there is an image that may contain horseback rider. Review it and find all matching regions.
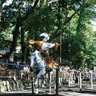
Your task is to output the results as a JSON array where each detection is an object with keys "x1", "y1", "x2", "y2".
[{"x1": 28, "y1": 33, "x2": 59, "y2": 84}]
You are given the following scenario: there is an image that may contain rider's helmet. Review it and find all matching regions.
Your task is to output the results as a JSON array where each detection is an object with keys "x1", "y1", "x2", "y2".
[{"x1": 40, "y1": 33, "x2": 50, "y2": 40}]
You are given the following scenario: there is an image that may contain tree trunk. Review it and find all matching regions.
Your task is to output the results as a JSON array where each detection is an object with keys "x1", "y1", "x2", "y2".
[
  {"x1": 0, "y1": 0, "x2": 1, "y2": 22},
  {"x1": 21, "y1": 27, "x2": 26, "y2": 62},
  {"x1": 8, "y1": 18, "x2": 20, "y2": 62},
  {"x1": 8, "y1": 0, "x2": 39, "y2": 62}
]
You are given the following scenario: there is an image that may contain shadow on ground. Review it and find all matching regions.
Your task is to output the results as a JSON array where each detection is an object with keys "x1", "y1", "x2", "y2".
[
  {"x1": 0, "y1": 93, "x2": 63, "y2": 96},
  {"x1": 80, "y1": 90, "x2": 96, "y2": 95}
]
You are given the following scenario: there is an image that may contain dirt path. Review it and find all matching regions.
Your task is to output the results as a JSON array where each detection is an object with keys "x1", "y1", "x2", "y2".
[
  {"x1": 59, "y1": 91, "x2": 96, "y2": 96},
  {"x1": 0, "y1": 90, "x2": 96, "y2": 96}
]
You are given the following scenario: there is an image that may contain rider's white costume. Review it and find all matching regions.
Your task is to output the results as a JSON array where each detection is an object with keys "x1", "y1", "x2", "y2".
[{"x1": 28, "y1": 33, "x2": 59, "y2": 84}]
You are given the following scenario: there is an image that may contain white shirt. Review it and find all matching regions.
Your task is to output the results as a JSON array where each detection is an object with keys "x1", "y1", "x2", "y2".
[{"x1": 41, "y1": 42, "x2": 55, "y2": 50}]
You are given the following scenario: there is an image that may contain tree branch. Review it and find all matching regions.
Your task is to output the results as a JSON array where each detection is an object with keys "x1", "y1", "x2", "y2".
[{"x1": 64, "y1": 11, "x2": 77, "y2": 24}]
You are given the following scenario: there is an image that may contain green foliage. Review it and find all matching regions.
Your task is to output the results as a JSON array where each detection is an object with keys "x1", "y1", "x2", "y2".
[{"x1": 0, "y1": 0, "x2": 96, "y2": 69}]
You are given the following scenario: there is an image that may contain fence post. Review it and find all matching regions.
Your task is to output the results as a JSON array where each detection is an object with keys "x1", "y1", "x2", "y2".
[
  {"x1": 90, "y1": 71, "x2": 93, "y2": 89},
  {"x1": 31, "y1": 72, "x2": 34, "y2": 94},
  {"x1": 79, "y1": 72, "x2": 82, "y2": 91},
  {"x1": 48, "y1": 72, "x2": 52, "y2": 93},
  {"x1": 78, "y1": 73, "x2": 80, "y2": 86},
  {"x1": 56, "y1": 67, "x2": 59, "y2": 96},
  {"x1": 68, "y1": 72, "x2": 71, "y2": 87}
]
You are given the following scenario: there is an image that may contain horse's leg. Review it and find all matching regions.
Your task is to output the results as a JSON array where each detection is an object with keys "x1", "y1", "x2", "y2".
[
  {"x1": 30, "y1": 54, "x2": 36, "y2": 84},
  {"x1": 35, "y1": 61, "x2": 45, "y2": 84},
  {"x1": 30, "y1": 53, "x2": 35, "y2": 70},
  {"x1": 33, "y1": 72, "x2": 37, "y2": 84},
  {"x1": 38, "y1": 62, "x2": 45, "y2": 77}
]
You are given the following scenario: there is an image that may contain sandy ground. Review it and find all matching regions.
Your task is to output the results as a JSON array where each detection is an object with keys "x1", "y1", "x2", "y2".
[{"x1": 0, "y1": 90, "x2": 96, "y2": 96}]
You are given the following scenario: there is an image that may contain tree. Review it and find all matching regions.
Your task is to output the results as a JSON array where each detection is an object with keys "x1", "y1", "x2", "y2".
[
  {"x1": 0, "y1": 0, "x2": 96, "y2": 70},
  {"x1": 2, "y1": 0, "x2": 40, "y2": 62}
]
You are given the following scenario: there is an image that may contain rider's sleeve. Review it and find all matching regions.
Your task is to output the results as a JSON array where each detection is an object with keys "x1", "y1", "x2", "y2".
[
  {"x1": 41, "y1": 43, "x2": 55, "y2": 50},
  {"x1": 49, "y1": 43, "x2": 55, "y2": 48}
]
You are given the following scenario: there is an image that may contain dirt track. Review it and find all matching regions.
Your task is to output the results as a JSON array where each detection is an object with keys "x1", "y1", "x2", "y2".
[{"x1": 0, "y1": 90, "x2": 96, "y2": 96}]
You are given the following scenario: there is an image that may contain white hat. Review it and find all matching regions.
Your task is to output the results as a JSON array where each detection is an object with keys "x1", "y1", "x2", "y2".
[{"x1": 40, "y1": 33, "x2": 50, "y2": 40}]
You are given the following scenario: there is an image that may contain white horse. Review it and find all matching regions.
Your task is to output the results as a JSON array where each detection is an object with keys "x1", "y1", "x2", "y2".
[{"x1": 30, "y1": 50, "x2": 47, "y2": 85}]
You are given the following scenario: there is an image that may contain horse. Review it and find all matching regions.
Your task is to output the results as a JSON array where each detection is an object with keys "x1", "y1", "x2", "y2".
[{"x1": 29, "y1": 50, "x2": 57, "y2": 87}]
